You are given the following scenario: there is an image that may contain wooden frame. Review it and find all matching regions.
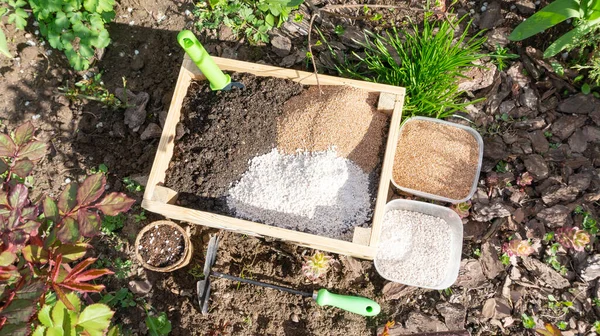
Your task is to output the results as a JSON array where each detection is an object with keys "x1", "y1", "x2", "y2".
[{"x1": 142, "y1": 55, "x2": 405, "y2": 260}]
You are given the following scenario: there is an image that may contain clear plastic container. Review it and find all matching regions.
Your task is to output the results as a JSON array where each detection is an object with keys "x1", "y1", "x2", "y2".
[
  {"x1": 374, "y1": 199, "x2": 463, "y2": 290},
  {"x1": 391, "y1": 116, "x2": 484, "y2": 204}
]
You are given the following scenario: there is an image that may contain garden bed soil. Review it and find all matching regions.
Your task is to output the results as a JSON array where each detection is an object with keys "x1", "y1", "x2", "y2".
[
  {"x1": 165, "y1": 73, "x2": 304, "y2": 214},
  {"x1": 138, "y1": 224, "x2": 185, "y2": 267},
  {"x1": 164, "y1": 74, "x2": 390, "y2": 239}
]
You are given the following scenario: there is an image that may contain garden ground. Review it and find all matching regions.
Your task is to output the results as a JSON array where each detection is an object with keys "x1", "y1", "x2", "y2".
[{"x1": 1, "y1": 0, "x2": 600, "y2": 335}]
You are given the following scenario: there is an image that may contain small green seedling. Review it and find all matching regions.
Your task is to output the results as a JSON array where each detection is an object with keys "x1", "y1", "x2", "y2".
[
  {"x1": 545, "y1": 243, "x2": 568, "y2": 275},
  {"x1": 500, "y1": 252, "x2": 511, "y2": 266},
  {"x1": 113, "y1": 258, "x2": 132, "y2": 279},
  {"x1": 145, "y1": 311, "x2": 172, "y2": 336},
  {"x1": 334, "y1": 25, "x2": 345, "y2": 35},
  {"x1": 489, "y1": 44, "x2": 519, "y2": 71},
  {"x1": 123, "y1": 177, "x2": 144, "y2": 193},
  {"x1": 188, "y1": 264, "x2": 204, "y2": 279},
  {"x1": 100, "y1": 288, "x2": 137, "y2": 309},
  {"x1": 556, "y1": 321, "x2": 567, "y2": 330},
  {"x1": 547, "y1": 294, "x2": 573, "y2": 313},
  {"x1": 61, "y1": 74, "x2": 128, "y2": 109},
  {"x1": 575, "y1": 205, "x2": 598, "y2": 234},
  {"x1": 102, "y1": 213, "x2": 126, "y2": 235},
  {"x1": 521, "y1": 313, "x2": 536, "y2": 329},
  {"x1": 494, "y1": 160, "x2": 508, "y2": 173},
  {"x1": 90, "y1": 163, "x2": 109, "y2": 175},
  {"x1": 134, "y1": 210, "x2": 147, "y2": 223}
]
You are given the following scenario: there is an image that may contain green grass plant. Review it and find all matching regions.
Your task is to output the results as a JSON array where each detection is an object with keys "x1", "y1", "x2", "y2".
[{"x1": 331, "y1": 13, "x2": 486, "y2": 118}]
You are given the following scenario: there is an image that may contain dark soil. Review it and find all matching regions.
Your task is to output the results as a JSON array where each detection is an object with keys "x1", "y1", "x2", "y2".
[
  {"x1": 138, "y1": 224, "x2": 185, "y2": 267},
  {"x1": 165, "y1": 73, "x2": 303, "y2": 214}
]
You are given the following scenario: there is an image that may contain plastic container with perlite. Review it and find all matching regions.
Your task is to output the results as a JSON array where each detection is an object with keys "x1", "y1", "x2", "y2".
[
  {"x1": 374, "y1": 199, "x2": 463, "y2": 290},
  {"x1": 391, "y1": 116, "x2": 484, "y2": 204}
]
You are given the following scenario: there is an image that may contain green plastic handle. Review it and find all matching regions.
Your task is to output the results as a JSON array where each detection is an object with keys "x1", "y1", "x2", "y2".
[
  {"x1": 177, "y1": 30, "x2": 230, "y2": 91},
  {"x1": 314, "y1": 289, "x2": 380, "y2": 317}
]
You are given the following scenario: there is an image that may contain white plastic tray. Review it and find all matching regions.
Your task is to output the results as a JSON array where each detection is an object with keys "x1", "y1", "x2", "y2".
[
  {"x1": 391, "y1": 116, "x2": 484, "y2": 204},
  {"x1": 374, "y1": 199, "x2": 463, "y2": 290}
]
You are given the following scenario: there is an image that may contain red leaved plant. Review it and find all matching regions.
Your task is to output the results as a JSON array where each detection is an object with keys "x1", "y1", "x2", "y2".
[
  {"x1": 555, "y1": 227, "x2": 590, "y2": 252},
  {"x1": 0, "y1": 122, "x2": 135, "y2": 335},
  {"x1": 502, "y1": 239, "x2": 535, "y2": 257}
]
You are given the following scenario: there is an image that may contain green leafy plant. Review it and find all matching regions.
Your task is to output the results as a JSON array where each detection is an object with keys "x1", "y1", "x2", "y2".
[
  {"x1": 574, "y1": 52, "x2": 600, "y2": 86},
  {"x1": 112, "y1": 258, "x2": 132, "y2": 279},
  {"x1": 593, "y1": 297, "x2": 600, "y2": 306},
  {"x1": 145, "y1": 311, "x2": 172, "y2": 336},
  {"x1": 555, "y1": 321, "x2": 567, "y2": 330},
  {"x1": 0, "y1": 123, "x2": 135, "y2": 334},
  {"x1": 555, "y1": 226, "x2": 591, "y2": 251},
  {"x1": 333, "y1": 13, "x2": 486, "y2": 118},
  {"x1": 301, "y1": 251, "x2": 332, "y2": 282},
  {"x1": 494, "y1": 160, "x2": 508, "y2": 173},
  {"x1": 27, "y1": 0, "x2": 116, "y2": 70},
  {"x1": 60, "y1": 74, "x2": 128, "y2": 109},
  {"x1": 594, "y1": 321, "x2": 600, "y2": 333},
  {"x1": 123, "y1": 176, "x2": 143, "y2": 193},
  {"x1": 545, "y1": 242, "x2": 568, "y2": 275},
  {"x1": 500, "y1": 252, "x2": 511, "y2": 266},
  {"x1": 334, "y1": 24, "x2": 345, "y2": 35},
  {"x1": 575, "y1": 205, "x2": 598, "y2": 234},
  {"x1": 134, "y1": 210, "x2": 147, "y2": 223},
  {"x1": 33, "y1": 292, "x2": 113, "y2": 335},
  {"x1": 195, "y1": 0, "x2": 303, "y2": 44},
  {"x1": 472, "y1": 248, "x2": 481, "y2": 257},
  {"x1": 101, "y1": 213, "x2": 125, "y2": 235},
  {"x1": 508, "y1": 0, "x2": 600, "y2": 58},
  {"x1": 90, "y1": 163, "x2": 108, "y2": 175},
  {"x1": 0, "y1": 27, "x2": 9, "y2": 58},
  {"x1": 489, "y1": 44, "x2": 519, "y2": 71},
  {"x1": 100, "y1": 288, "x2": 137, "y2": 309},
  {"x1": 0, "y1": 0, "x2": 29, "y2": 58},
  {"x1": 547, "y1": 295, "x2": 573, "y2": 313},
  {"x1": 522, "y1": 313, "x2": 536, "y2": 329},
  {"x1": 188, "y1": 264, "x2": 204, "y2": 279}
]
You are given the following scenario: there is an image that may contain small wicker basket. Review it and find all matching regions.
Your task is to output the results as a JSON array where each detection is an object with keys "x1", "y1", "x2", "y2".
[{"x1": 135, "y1": 220, "x2": 193, "y2": 272}]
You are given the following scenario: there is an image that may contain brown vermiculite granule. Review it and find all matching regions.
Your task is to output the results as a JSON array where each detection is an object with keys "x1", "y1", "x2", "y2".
[
  {"x1": 392, "y1": 120, "x2": 479, "y2": 200},
  {"x1": 276, "y1": 86, "x2": 388, "y2": 173}
]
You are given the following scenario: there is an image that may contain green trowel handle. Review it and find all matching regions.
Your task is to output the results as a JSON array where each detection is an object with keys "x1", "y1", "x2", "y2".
[
  {"x1": 314, "y1": 289, "x2": 380, "y2": 317},
  {"x1": 177, "y1": 30, "x2": 230, "y2": 91}
]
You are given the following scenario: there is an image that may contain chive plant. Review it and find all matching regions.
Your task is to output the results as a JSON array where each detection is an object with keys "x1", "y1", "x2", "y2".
[{"x1": 333, "y1": 14, "x2": 486, "y2": 118}]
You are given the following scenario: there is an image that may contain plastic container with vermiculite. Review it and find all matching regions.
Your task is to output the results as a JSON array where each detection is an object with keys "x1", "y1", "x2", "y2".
[
  {"x1": 374, "y1": 199, "x2": 463, "y2": 289},
  {"x1": 392, "y1": 116, "x2": 484, "y2": 204}
]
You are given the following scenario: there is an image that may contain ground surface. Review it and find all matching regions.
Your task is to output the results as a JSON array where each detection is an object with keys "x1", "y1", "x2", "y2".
[{"x1": 1, "y1": 0, "x2": 600, "y2": 335}]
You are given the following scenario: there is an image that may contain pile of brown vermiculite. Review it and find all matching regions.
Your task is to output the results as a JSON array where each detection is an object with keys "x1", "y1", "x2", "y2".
[
  {"x1": 276, "y1": 85, "x2": 389, "y2": 174},
  {"x1": 393, "y1": 120, "x2": 479, "y2": 200},
  {"x1": 165, "y1": 73, "x2": 304, "y2": 214}
]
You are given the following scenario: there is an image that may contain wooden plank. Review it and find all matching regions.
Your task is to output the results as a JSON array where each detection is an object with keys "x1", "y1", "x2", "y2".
[
  {"x1": 368, "y1": 92, "x2": 406, "y2": 248},
  {"x1": 151, "y1": 185, "x2": 179, "y2": 204},
  {"x1": 142, "y1": 199, "x2": 377, "y2": 259},
  {"x1": 184, "y1": 54, "x2": 406, "y2": 96},
  {"x1": 144, "y1": 59, "x2": 194, "y2": 201},
  {"x1": 352, "y1": 227, "x2": 371, "y2": 246}
]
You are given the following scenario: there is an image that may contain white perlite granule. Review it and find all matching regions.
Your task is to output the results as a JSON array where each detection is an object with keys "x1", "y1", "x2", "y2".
[
  {"x1": 226, "y1": 148, "x2": 371, "y2": 240},
  {"x1": 376, "y1": 210, "x2": 451, "y2": 287}
]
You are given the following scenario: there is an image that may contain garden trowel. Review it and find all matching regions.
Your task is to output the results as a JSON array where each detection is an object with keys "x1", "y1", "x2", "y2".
[
  {"x1": 197, "y1": 236, "x2": 381, "y2": 317},
  {"x1": 177, "y1": 30, "x2": 245, "y2": 91}
]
